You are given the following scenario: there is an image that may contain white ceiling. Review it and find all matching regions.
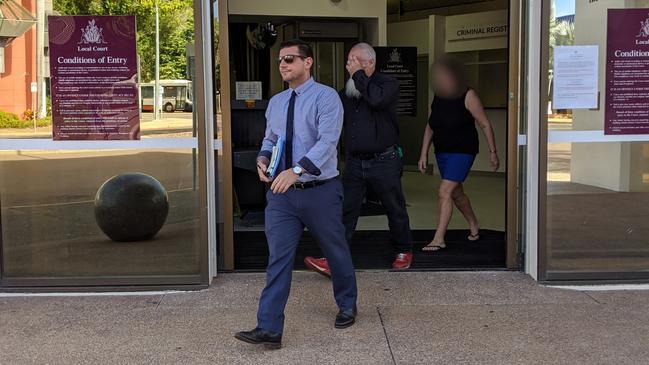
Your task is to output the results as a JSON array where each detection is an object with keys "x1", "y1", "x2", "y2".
[{"x1": 387, "y1": 0, "x2": 490, "y2": 14}]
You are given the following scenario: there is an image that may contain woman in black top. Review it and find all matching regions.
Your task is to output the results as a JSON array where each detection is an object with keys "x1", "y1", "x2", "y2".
[{"x1": 418, "y1": 57, "x2": 500, "y2": 252}]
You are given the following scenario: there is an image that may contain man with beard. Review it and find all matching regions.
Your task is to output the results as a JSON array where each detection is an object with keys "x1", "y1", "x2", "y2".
[{"x1": 304, "y1": 43, "x2": 414, "y2": 275}]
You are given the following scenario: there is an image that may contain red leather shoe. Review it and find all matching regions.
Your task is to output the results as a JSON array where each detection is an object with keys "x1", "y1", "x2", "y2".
[
  {"x1": 304, "y1": 256, "x2": 331, "y2": 278},
  {"x1": 392, "y1": 252, "x2": 412, "y2": 270}
]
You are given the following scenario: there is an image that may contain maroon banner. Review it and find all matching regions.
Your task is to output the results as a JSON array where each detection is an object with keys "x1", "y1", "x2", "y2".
[
  {"x1": 48, "y1": 16, "x2": 139, "y2": 140},
  {"x1": 605, "y1": 9, "x2": 649, "y2": 135}
]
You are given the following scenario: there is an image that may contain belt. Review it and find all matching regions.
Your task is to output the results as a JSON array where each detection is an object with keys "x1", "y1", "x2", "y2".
[
  {"x1": 351, "y1": 145, "x2": 397, "y2": 160},
  {"x1": 290, "y1": 177, "x2": 336, "y2": 190}
]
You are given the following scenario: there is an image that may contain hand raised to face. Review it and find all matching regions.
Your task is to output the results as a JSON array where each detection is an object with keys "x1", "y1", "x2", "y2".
[{"x1": 346, "y1": 55, "x2": 364, "y2": 76}]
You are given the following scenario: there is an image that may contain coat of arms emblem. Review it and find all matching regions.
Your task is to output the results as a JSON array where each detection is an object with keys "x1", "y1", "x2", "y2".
[
  {"x1": 79, "y1": 19, "x2": 106, "y2": 44},
  {"x1": 389, "y1": 48, "x2": 402, "y2": 63},
  {"x1": 637, "y1": 14, "x2": 649, "y2": 38}
]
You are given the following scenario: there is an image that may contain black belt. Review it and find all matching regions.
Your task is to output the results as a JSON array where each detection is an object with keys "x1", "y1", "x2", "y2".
[
  {"x1": 290, "y1": 177, "x2": 336, "y2": 190},
  {"x1": 351, "y1": 145, "x2": 397, "y2": 160}
]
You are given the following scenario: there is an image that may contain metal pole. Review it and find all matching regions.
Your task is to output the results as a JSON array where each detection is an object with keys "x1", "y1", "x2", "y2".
[
  {"x1": 137, "y1": 55, "x2": 141, "y2": 113},
  {"x1": 154, "y1": 0, "x2": 161, "y2": 120},
  {"x1": 36, "y1": 0, "x2": 46, "y2": 118},
  {"x1": 192, "y1": 80, "x2": 197, "y2": 190},
  {"x1": 32, "y1": 90, "x2": 36, "y2": 130}
]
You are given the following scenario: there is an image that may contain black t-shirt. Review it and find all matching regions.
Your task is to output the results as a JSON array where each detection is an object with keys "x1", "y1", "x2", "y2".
[
  {"x1": 427, "y1": 88, "x2": 479, "y2": 155},
  {"x1": 340, "y1": 70, "x2": 400, "y2": 154}
]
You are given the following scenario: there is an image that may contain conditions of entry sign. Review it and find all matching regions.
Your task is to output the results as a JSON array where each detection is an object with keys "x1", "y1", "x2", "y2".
[
  {"x1": 48, "y1": 16, "x2": 140, "y2": 140},
  {"x1": 605, "y1": 9, "x2": 649, "y2": 135},
  {"x1": 375, "y1": 46, "x2": 417, "y2": 117}
]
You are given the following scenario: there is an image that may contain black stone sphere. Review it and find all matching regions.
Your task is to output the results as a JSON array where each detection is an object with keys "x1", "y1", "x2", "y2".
[{"x1": 94, "y1": 173, "x2": 169, "y2": 242}]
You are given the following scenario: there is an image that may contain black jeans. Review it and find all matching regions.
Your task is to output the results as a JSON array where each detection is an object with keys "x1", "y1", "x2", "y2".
[{"x1": 342, "y1": 150, "x2": 413, "y2": 253}]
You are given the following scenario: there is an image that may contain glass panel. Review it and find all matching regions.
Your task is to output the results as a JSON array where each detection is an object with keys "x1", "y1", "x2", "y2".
[
  {"x1": 0, "y1": 148, "x2": 201, "y2": 277},
  {"x1": 141, "y1": 86, "x2": 154, "y2": 99},
  {"x1": 0, "y1": 1, "x2": 203, "y2": 281},
  {"x1": 316, "y1": 42, "x2": 335, "y2": 87},
  {"x1": 0, "y1": 1, "x2": 197, "y2": 139},
  {"x1": 544, "y1": 0, "x2": 649, "y2": 277}
]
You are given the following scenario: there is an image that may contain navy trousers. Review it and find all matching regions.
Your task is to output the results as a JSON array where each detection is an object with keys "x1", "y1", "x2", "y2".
[
  {"x1": 342, "y1": 152, "x2": 413, "y2": 253},
  {"x1": 257, "y1": 179, "x2": 358, "y2": 334}
]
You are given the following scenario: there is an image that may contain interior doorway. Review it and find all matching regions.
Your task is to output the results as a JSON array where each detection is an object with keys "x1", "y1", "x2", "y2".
[{"x1": 218, "y1": 0, "x2": 519, "y2": 272}]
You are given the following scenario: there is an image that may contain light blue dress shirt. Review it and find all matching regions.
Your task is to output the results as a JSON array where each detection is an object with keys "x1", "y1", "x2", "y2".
[{"x1": 258, "y1": 77, "x2": 343, "y2": 182}]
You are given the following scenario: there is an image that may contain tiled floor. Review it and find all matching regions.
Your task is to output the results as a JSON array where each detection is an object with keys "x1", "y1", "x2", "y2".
[{"x1": 235, "y1": 170, "x2": 507, "y2": 232}]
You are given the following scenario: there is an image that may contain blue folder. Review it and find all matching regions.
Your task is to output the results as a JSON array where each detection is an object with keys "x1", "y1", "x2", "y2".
[{"x1": 266, "y1": 136, "x2": 285, "y2": 179}]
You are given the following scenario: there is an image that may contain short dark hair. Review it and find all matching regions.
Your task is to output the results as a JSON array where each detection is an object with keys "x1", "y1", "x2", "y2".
[{"x1": 279, "y1": 39, "x2": 314, "y2": 59}]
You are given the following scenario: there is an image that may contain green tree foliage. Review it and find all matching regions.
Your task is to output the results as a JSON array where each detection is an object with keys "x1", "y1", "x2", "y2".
[
  {"x1": 53, "y1": 0, "x2": 194, "y2": 82},
  {"x1": 548, "y1": 2, "x2": 575, "y2": 103},
  {"x1": 549, "y1": 2, "x2": 575, "y2": 70}
]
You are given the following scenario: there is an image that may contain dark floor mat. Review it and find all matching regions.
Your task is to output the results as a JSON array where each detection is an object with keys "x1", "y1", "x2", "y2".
[{"x1": 233, "y1": 229, "x2": 506, "y2": 271}]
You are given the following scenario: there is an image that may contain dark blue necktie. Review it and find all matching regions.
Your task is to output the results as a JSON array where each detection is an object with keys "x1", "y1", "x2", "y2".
[{"x1": 284, "y1": 91, "x2": 297, "y2": 170}]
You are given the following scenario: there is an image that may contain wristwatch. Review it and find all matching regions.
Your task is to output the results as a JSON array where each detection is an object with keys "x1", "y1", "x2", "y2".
[{"x1": 292, "y1": 165, "x2": 303, "y2": 176}]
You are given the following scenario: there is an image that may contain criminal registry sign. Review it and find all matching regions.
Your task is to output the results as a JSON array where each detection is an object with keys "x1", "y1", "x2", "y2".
[
  {"x1": 605, "y1": 9, "x2": 649, "y2": 135},
  {"x1": 48, "y1": 16, "x2": 139, "y2": 140}
]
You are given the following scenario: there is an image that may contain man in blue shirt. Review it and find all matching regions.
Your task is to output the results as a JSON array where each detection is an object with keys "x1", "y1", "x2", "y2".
[{"x1": 234, "y1": 40, "x2": 358, "y2": 350}]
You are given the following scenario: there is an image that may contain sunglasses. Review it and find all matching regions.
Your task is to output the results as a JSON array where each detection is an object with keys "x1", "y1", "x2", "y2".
[{"x1": 277, "y1": 54, "x2": 307, "y2": 64}]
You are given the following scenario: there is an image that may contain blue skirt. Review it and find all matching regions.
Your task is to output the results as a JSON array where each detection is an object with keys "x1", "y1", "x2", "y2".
[{"x1": 435, "y1": 153, "x2": 475, "y2": 182}]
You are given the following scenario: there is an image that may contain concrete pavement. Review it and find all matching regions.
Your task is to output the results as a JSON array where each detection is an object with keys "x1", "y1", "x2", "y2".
[{"x1": 2, "y1": 271, "x2": 649, "y2": 364}]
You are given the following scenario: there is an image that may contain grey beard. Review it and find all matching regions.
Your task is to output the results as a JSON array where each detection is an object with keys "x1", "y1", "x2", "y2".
[{"x1": 345, "y1": 78, "x2": 362, "y2": 99}]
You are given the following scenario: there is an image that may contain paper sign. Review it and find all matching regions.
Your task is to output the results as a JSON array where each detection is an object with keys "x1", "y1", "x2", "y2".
[
  {"x1": 236, "y1": 81, "x2": 262, "y2": 100},
  {"x1": 552, "y1": 45, "x2": 599, "y2": 110}
]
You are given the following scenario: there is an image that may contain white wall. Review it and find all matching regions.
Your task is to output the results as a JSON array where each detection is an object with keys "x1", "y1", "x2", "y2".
[
  {"x1": 361, "y1": 18, "x2": 381, "y2": 46},
  {"x1": 387, "y1": 19, "x2": 429, "y2": 54},
  {"x1": 444, "y1": 10, "x2": 508, "y2": 53},
  {"x1": 228, "y1": 0, "x2": 387, "y2": 45}
]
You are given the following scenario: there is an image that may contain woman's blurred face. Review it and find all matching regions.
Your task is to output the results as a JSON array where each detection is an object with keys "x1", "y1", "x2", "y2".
[{"x1": 433, "y1": 65, "x2": 456, "y2": 95}]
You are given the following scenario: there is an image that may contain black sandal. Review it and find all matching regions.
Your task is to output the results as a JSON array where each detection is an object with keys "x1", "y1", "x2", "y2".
[
  {"x1": 422, "y1": 241, "x2": 446, "y2": 252},
  {"x1": 468, "y1": 231, "x2": 480, "y2": 241}
]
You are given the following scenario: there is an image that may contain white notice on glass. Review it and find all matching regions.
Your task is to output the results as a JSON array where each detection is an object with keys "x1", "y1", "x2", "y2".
[
  {"x1": 236, "y1": 81, "x2": 262, "y2": 100},
  {"x1": 552, "y1": 46, "x2": 599, "y2": 109}
]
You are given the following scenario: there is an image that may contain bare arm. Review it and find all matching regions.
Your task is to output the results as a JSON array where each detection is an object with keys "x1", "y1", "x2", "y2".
[
  {"x1": 465, "y1": 89, "x2": 500, "y2": 171},
  {"x1": 418, "y1": 122, "x2": 434, "y2": 174},
  {"x1": 420, "y1": 123, "x2": 433, "y2": 158}
]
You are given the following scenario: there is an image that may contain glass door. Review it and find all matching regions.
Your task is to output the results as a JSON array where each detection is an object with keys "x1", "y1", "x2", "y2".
[
  {"x1": 540, "y1": 0, "x2": 649, "y2": 281},
  {"x1": 311, "y1": 41, "x2": 345, "y2": 91},
  {"x1": 0, "y1": 0, "x2": 212, "y2": 288}
]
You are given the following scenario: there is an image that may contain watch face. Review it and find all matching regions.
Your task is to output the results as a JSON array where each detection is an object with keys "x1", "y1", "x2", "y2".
[{"x1": 293, "y1": 166, "x2": 302, "y2": 174}]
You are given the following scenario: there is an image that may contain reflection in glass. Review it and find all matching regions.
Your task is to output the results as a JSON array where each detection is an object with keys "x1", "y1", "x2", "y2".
[
  {"x1": 0, "y1": 149, "x2": 202, "y2": 277},
  {"x1": 545, "y1": 0, "x2": 649, "y2": 277},
  {"x1": 0, "y1": 0, "x2": 197, "y2": 139},
  {"x1": 0, "y1": 0, "x2": 204, "y2": 283}
]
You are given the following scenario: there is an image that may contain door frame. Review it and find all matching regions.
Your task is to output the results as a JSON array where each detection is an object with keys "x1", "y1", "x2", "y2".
[
  {"x1": 218, "y1": 0, "x2": 524, "y2": 271},
  {"x1": 535, "y1": 0, "x2": 649, "y2": 283},
  {"x1": 506, "y1": 0, "x2": 521, "y2": 269},
  {"x1": 217, "y1": 0, "x2": 235, "y2": 270}
]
